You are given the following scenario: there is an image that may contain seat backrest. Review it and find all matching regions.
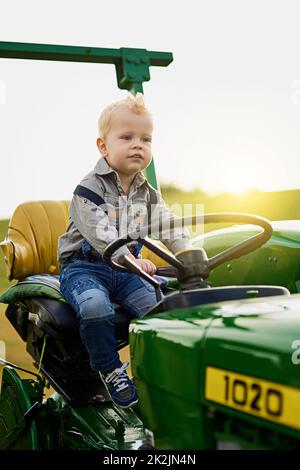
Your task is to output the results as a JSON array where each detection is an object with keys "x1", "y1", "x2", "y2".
[{"x1": 0, "y1": 200, "x2": 70, "y2": 280}]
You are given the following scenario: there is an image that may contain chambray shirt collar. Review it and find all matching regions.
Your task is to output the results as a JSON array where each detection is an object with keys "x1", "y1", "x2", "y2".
[
  {"x1": 94, "y1": 157, "x2": 149, "y2": 189},
  {"x1": 94, "y1": 157, "x2": 114, "y2": 176}
]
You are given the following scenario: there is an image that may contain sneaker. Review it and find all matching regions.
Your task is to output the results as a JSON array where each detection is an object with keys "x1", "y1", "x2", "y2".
[{"x1": 101, "y1": 362, "x2": 138, "y2": 409}]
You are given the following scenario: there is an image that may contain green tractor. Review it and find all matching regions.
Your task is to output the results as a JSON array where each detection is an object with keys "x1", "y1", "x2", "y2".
[{"x1": 0, "y1": 42, "x2": 300, "y2": 451}]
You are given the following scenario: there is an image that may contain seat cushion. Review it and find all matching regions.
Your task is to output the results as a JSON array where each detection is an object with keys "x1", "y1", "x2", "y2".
[
  {"x1": 1, "y1": 273, "x2": 170, "y2": 346},
  {"x1": 0, "y1": 274, "x2": 65, "y2": 304},
  {"x1": 2, "y1": 274, "x2": 141, "y2": 346},
  {"x1": 6, "y1": 296, "x2": 132, "y2": 348},
  {"x1": 0, "y1": 273, "x2": 170, "y2": 305}
]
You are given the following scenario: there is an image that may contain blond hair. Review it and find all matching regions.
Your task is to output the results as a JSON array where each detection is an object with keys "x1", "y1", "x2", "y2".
[{"x1": 98, "y1": 93, "x2": 151, "y2": 140}]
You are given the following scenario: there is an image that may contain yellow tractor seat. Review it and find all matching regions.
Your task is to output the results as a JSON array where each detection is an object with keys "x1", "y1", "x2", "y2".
[
  {"x1": 0, "y1": 200, "x2": 70, "y2": 281},
  {"x1": 0, "y1": 200, "x2": 169, "y2": 281}
]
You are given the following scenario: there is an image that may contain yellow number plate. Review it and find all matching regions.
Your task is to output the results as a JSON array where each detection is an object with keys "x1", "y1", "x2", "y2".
[{"x1": 205, "y1": 366, "x2": 300, "y2": 431}]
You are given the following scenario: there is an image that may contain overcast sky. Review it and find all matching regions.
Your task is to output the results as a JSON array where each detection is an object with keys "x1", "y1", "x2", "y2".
[{"x1": 1, "y1": 0, "x2": 300, "y2": 218}]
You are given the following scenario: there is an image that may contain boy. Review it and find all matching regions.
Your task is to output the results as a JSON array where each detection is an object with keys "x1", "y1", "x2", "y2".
[{"x1": 58, "y1": 94, "x2": 191, "y2": 408}]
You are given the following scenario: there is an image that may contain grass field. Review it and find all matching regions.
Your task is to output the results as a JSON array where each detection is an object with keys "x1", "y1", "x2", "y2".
[
  {"x1": 161, "y1": 185, "x2": 300, "y2": 222},
  {"x1": 1, "y1": 187, "x2": 300, "y2": 376}
]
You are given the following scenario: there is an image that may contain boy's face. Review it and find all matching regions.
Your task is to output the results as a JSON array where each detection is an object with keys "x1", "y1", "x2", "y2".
[{"x1": 97, "y1": 107, "x2": 153, "y2": 178}]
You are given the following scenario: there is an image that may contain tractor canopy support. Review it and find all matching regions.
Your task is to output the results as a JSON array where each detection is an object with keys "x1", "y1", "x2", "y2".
[{"x1": 0, "y1": 41, "x2": 173, "y2": 188}]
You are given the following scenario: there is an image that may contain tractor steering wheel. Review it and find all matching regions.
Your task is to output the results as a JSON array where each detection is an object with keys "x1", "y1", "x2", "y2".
[{"x1": 102, "y1": 213, "x2": 273, "y2": 285}]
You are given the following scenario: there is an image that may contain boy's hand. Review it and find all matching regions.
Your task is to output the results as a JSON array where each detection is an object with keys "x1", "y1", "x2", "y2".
[
  {"x1": 135, "y1": 258, "x2": 157, "y2": 275},
  {"x1": 126, "y1": 253, "x2": 156, "y2": 275}
]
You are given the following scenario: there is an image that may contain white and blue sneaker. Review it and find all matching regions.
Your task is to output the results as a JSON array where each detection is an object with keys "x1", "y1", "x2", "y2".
[{"x1": 101, "y1": 362, "x2": 138, "y2": 409}]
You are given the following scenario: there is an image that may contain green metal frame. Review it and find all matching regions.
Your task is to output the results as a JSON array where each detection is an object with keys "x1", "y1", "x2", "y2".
[{"x1": 0, "y1": 41, "x2": 173, "y2": 189}]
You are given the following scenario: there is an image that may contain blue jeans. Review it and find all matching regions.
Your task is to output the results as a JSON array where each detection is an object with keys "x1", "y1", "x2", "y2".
[{"x1": 60, "y1": 256, "x2": 158, "y2": 373}]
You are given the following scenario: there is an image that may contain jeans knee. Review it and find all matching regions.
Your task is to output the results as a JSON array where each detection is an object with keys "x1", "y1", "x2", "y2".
[
  {"x1": 74, "y1": 289, "x2": 114, "y2": 321},
  {"x1": 123, "y1": 288, "x2": 158, "y2": 318}
]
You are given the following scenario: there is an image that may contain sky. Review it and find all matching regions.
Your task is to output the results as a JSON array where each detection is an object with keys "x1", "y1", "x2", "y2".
[{"x1": 1, "y1": 0, "x2": 300, "y2": 218}]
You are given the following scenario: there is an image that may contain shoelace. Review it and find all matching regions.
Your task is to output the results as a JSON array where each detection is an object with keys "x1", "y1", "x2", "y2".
[{"x1": 105, "y1": 362, "x2": 130, "y2": 392}]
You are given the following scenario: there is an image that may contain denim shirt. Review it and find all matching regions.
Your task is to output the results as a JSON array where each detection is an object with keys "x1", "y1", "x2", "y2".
[{"x1": 58, "y1": 157, "x2": 192, "y2": 264}]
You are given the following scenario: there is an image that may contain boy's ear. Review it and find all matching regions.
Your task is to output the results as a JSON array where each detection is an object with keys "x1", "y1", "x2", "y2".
[{"x1": 96, "y1": 137, "x2": 107, "y2": 156}]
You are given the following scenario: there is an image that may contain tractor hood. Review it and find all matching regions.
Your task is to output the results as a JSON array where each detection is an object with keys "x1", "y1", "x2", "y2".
[
  {"x1": 131, "y1": 293, "x2": 300, "y2": 403},
  {"x1": 201, "y1": 294, "x2": 300, "y2": 439},
  {"x1": 203, "y1": 293, "x2": 300, "y2": 389},
  {"x1": 131, "y1": 292, "x2": 300, "y2": 447},
  {"x1": 130, "y1": 311, "x2": 212, "y2": 404},
  {"x1": 195, "y1": 220, "x2": 300, "y2": 292}
]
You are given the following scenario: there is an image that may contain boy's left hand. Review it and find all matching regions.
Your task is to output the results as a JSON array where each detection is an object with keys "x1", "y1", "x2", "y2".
[
  {"x1": 135, "y1": 258, "x2": 157, "y2": 275},
  {"x1": 126, "y1": 254, "x2": 157, "y2": 275}
]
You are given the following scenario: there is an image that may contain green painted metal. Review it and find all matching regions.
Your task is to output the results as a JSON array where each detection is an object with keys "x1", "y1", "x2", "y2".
[
  {"x1": 130, "y1": 313, "x2": 216, "y2": 449},
  {"x1": 0, "y1": 367, "x2": 39, "y2": 449},
  {"x1": 129, "y1": 79, "x2": 159, "y2": 188},
  {"x1": 62, "y1": 399, "x2": 147, "y2": 450},
  {"x1": 0, "y1": 373, "x2": 147, "y2": 449},
  {"x1": 202, "y1": 297, "x2": 300, "y2": 444},
  {"x1": 131, "y1": 295, "x2": 300, "y2": 449},
  {"x1": 117, "y1": 48, "x2": 149, "y2": 93},
  {"x1": 0, "y1": 42, "x2": 172, "y2": 85},
  {"x1": 196, "y1": 221, "x2": 300, "y2": 293},
  {"x1": 144, "y1": 160, "x2": 159, "y2": 191},
  {"x1": 45, "y1": 395, "x2": 147, "y2": 449},
  {"x1": 130, "y1": 220, "x2": 300, "y2": 449}
]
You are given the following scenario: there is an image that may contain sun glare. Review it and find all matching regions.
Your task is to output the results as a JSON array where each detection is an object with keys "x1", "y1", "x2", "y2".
[
  {"x1": 229, "y1": 186, "x2": 250, "y2": 195},
  {"x1": 227, "y1": 181, "x2": 252, "y2": 195}
]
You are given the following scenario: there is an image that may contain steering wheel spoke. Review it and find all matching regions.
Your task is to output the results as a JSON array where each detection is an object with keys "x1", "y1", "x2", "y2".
[
  {"x1": 141, "y1": 238, "x2": 184, "y2": 270},
  {"x1": 103, "y1": 212, "x2": 273, "y2": 286}
]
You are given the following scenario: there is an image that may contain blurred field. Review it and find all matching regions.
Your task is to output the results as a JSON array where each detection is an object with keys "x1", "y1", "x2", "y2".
[
  {"x1": 161, "y1": 185, "x2": 300, "y2": 231},
  {"x1": 0, "y1": 218, "x2": 35, "y2": 379},
  {"x1": 1, "y1": 187, "x2": 300, "y2": 378}
]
